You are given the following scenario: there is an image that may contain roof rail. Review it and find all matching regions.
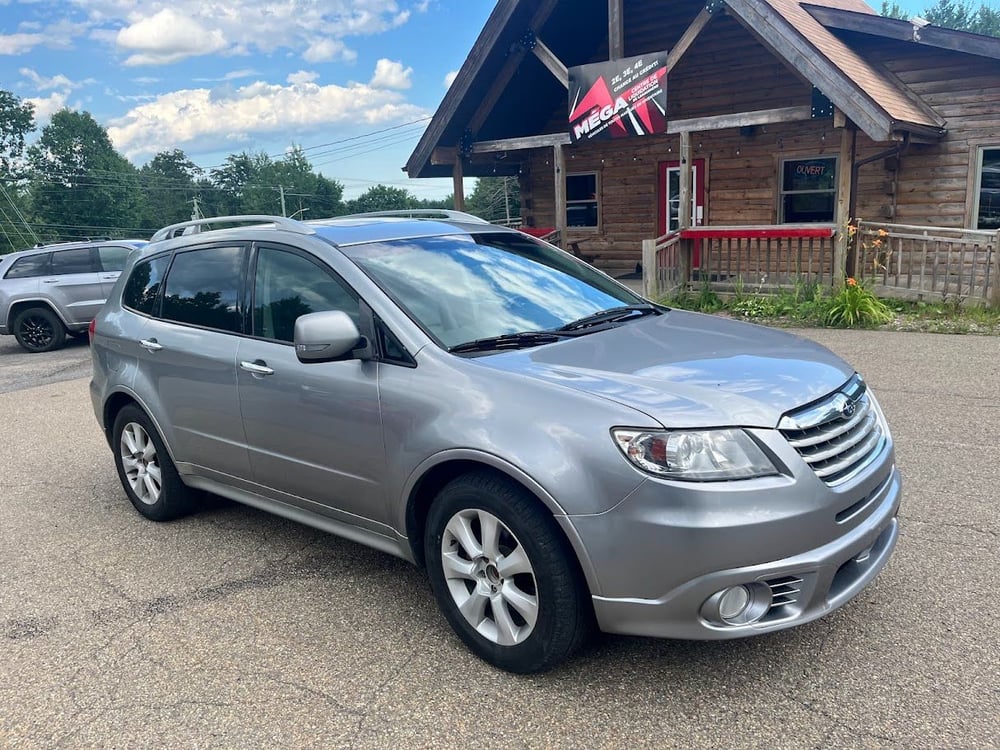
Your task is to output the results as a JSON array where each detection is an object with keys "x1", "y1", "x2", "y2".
[
  {"x1": 150, "y1": 215, "x2": 315, "y2": 242},
  {"x1": 335, "y1": 209, "x2": 490, "y2": 224}
]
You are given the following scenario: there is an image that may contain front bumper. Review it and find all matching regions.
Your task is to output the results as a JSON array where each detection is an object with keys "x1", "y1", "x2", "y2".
[{"x1": 562, "y1": 445, "x2": 902, "y2": 640}]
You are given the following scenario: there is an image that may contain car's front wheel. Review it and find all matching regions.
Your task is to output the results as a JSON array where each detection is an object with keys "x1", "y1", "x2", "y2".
[
  {"x1": 13, "y1": 307, "x2": 66, "y2": 352},
  {"x1": 112, "y1": 405, "x2": 197, "y2": 521},
  {"x1": 424, "y1": 472, "x2": 592, "y2": 673}
]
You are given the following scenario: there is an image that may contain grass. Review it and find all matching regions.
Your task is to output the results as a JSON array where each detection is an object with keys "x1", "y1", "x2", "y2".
[{"x1": 663, "y1": 279, "x2": 1000, "y2": 335}]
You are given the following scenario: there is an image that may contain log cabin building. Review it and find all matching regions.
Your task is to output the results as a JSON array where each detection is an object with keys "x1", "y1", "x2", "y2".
[{"x1": 405, "y1": 0, "x2": 1000, "y2": 302}]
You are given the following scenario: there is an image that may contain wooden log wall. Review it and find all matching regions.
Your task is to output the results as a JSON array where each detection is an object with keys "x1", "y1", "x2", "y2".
[{"x1": 514, "y1": 10, "x2": 1000, "y2": 276}]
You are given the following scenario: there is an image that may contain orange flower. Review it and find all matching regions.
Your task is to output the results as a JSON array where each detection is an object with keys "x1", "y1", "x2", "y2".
[
  {"x1": 846, "y1": 277, "x2": 858, "y2": 286},
  {"x1": 871, "y1": 238, "x2": 882, "y2": 248},
  {"x1": 877, "y1": 228, "x2": 889, "y2": 237}
]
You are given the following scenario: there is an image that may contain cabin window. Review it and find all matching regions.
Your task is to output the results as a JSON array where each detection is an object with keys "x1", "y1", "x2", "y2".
[
  {"x1": 779, "y1": 157, "x2": 837, "y2": 223},
  {"x1": 566, "y1": 173, "x2": 599, "y2": 228},
  {"x1": 974, "y1": 147, "x2": 1000, "y2": 230}
]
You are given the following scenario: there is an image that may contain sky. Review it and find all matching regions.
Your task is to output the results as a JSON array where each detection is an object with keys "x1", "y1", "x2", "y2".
[{"x1": 0, "y1": 0, "x2": 495, "y2": 200}]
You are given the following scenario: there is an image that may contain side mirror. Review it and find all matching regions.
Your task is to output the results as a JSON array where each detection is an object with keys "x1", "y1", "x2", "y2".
[{"x1": 293, "y1": 311, "x2": 365, "y2": 363}]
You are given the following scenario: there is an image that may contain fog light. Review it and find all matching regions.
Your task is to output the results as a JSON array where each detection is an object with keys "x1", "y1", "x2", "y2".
[
  {"x1": 702, "y1": 582, "x2": 772, "y2": 626},
  {"x1": 718, "y1": 585, "x2": 751, "y2": 621}
]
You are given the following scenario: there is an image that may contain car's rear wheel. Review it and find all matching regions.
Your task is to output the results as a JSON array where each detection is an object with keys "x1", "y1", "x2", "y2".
[
  {"x1": 112, "y1": 405, "x2": 196, "y2": 521},
  {"x1": 13, "y1": 307, "x2": 66, "y2": 353},
  {"x1": 424, "y1": 472, "x2": 592, "y2": 673}
]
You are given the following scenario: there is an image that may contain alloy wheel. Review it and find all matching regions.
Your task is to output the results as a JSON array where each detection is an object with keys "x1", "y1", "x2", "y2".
[
  {"x1": 20, "y1": 315, "x2": 55, "y2": 350},
  {"x1": 440, "y1": 508, "x2": 539, "y2": 646},
  {"x1": 119, "y1": 422, "x2": 162, "y2": 505}
]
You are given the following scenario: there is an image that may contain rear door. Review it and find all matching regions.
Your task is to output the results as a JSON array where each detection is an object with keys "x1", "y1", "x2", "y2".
[
  {"x1": 235, "y1": 243, "x2": 387, "y2": 530},
  {"x1": 96, "y1": 245, "x2": 133, "y2": 296},
  {"x1": 43, "y1": 247, "x2": 105, "y2": 325},
  {"x1": 127, "y1": 243, "x2": 252, "y2": 480}
]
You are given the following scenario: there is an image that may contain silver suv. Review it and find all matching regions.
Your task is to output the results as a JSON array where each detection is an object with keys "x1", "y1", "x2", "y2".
[
  {"x1": 1, "y1": 239, "x2": 146, "y2": 352},
  {"x1": 90, "y1": 213, "x2": 901, "y2": 673}
]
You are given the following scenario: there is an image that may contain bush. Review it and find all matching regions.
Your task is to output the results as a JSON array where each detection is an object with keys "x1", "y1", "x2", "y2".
[{"x1": 823, "y1": 278, "x2": 893, "y2": 327}]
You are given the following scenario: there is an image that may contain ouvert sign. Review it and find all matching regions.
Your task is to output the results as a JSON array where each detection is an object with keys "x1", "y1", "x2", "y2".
[{"x1": 567, "y1": 52, "x2": 668, "y2": 143}]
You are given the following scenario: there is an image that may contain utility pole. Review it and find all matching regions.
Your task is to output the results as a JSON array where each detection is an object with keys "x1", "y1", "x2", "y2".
[
  {"x1": 190, "y1": 196, "x2": 203, "y2": 220},
  {"x1": 279, "y1": 185, "x2": 287, "y2": 217},
  {"x1": 503, "y1": 177, "x2": 511, "y2": 224}
]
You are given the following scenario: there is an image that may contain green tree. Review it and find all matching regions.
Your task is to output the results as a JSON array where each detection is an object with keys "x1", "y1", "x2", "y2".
[
  {"x1": 138, "y1": 149, "x2": 203, "y2": 231},
  {"x1": 345, "y1": 184, "x2": 418, "y2": 213},
  {"x1": 210, "y1": 151, "x2": 277, "y2": 215},
  {"x1": 465, "y1": 176, "x2": 521, "y2": 223},
  {"x1": 0, "y1": 90, "x2": 35, "y2": 179},
  {"x1": 27, "y1": 109, "x2": 141, "y2": 241},
  {"x1": 882, "y1": 0, "x2": 1000, "y2": 35}
]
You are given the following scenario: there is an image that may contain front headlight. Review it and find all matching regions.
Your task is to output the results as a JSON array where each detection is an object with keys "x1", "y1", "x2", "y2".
[{"x1": 611, "y1": 428, "x2": 778, "y2": 481}]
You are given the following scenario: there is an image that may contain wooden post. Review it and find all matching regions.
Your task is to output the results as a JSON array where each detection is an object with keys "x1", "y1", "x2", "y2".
[
  {"x1": 608, "y1": 0, "x2": 624, "y2": 59},
  {"x1": 991, "y1": 230, "x2": 1000, "y2": 307},
  {"x1": 642, "y1": 238, "x2": 656, "y2": 299},
  {"x1": 554, "y1": 144, "x2": 567, "y2": 248},
  {"x1": 833, "y1": 125, "x2": 856, "y2": 288},
  {"x1": 678, "y1": 131, "x2": 693, "y2": 286},
  {"x1": 452, "y1": 158, "x2": 464, "y2": 212}
]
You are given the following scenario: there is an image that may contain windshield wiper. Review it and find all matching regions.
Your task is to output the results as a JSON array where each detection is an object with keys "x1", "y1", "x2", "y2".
[
  {"x1": 557, "y1": 304, "x2": 660, "y2": 332},
  {"x1": 449, "y1": 331, "x2": 567, "y2": 354}
]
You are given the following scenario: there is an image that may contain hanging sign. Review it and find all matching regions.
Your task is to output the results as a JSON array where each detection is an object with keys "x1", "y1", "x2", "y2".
[{"x1": 568, "y1": 53, "x2": 668, "y2": 143}]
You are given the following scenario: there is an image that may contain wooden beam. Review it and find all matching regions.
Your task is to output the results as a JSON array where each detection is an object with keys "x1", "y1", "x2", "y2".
[
  {"x1": 453, "y1": 159, "x2": 465, "y2": 211},
  {"x1": 666, "y1": 8, "x2": 715, "y2": 70},
  {"x1": 468, "y1": 0, "x2": 560, "y2": 133},
  {"x1": 431, "y1": 147, "x2": 458, "y2": 165},
  {"x1": 471, "y1": 133, "x2": 571, "y2": 153},
  {"x1": 609, "y1": 0, "x2": 624, "y2": 59},
  {"x1": 724, "y1": 0, "x2": 892, "y2": 140},
  {"x1": 666, "y1": 105, "x2": 813, "y2": 134},
  {"x1": 554, "y1": 144, "x2": 567, "y2": 245},
  {"x1": 532, "y1": 37, "x2": 569, "y2": 89}
]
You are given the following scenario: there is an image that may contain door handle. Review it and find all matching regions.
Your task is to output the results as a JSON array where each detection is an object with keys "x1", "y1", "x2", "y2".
[
  {"x1": 42, "y1": 279, "x2": 59, "y2": 284},
  {"x1": 240, "y1": 360, "x2": 274, "y2": 377},
  {"x1": 139, "y1": 338, "x2": 163, "y2": 352},
  {"x1": 101, "y1": 274, "x2": 119, "y2": 280}
]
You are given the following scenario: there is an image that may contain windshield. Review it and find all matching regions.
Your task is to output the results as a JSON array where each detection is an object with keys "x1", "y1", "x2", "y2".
[{"x1": 341, "y1": 232, "x2": 643, "y2": 349}]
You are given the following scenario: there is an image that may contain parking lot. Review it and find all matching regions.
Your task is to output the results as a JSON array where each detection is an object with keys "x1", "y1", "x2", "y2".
[{"x1": 1, "y1": 328, "x2": 998, "y2": 748}]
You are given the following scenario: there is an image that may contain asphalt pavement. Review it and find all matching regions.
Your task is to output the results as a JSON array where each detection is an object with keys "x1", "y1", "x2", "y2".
[{"x1": 0, "y1": 329, "x2": 998, "y2": 748}]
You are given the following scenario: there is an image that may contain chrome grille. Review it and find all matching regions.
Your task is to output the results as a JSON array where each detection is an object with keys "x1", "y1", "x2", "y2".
[
  {"x1": 779, "y1": 377, "x2": 885, "y2": 485},
  {"x1": 760, "y1": 575, "x2": 804, "y2": 623}
]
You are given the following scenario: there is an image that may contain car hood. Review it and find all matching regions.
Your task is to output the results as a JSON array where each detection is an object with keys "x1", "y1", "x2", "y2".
[{"x1": 474, "y1": 310, "x2": 854, "y2": 428}]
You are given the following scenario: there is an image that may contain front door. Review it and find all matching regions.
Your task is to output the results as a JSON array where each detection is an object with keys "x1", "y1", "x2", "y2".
[{"x1": 658, "y1": 159, "x2": 705, "y2": 268}]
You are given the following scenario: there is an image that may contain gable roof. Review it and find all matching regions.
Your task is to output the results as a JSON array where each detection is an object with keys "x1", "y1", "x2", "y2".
[{"x1": 406, "y1": 0, "x2": 955, "y2": 179}]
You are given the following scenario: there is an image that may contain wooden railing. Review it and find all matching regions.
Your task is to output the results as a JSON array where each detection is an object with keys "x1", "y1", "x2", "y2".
[
  {"x1": 854, "y1": 221, "x2": 999, "y2": 305},
  {"x1": 641, "y1": 230, "x2": 682, "y2": 299},
  {"x1": 643, "y1": 225, "x2": 837, "y2": 299}
]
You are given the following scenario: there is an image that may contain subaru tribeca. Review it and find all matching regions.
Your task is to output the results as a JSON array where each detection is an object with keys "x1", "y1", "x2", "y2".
[{"x1": 90, "y1": 213, "x2": 901, "y2": 673}]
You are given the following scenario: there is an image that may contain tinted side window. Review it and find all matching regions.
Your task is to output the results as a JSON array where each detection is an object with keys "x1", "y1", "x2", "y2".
[
  {"x1": 122, "y1": 255, "x2": 171, "y2": 315},
  {"x1": 98, "y1": 246, "x2": 131, "y2": 272},
  {"x1": 5, "y1": 253, "x2": 51, "y2": 279},
  {"x1": 253, "y1": 247, "x2": 358, "y2": 342},
  {"x1": 51, "y1": 247, "x2": 97, "y2": 274},
  {"x1": 162, "y1": 245, "x2": 245, "y2": 333}
]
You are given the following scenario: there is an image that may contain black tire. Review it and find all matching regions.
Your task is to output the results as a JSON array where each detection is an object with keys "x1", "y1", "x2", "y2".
[
  {"x1": 13, "y1": 307, "x2": 66, "y2": 353},
  {"x1": 112, "y1": 405, "x2": 197, "y2": 521},
  {"x1": 424, "y1": 471, "x2": 592, "y2": 673}
]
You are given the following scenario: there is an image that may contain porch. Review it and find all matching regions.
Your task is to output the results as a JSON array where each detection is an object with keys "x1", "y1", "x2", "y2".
[{"x1": 639, "y1": 222, "x2": 1000, "y2": 306}]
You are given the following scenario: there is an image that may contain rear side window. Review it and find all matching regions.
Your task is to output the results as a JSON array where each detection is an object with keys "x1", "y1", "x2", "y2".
[
  {"x1": 98, "y1": 246, "x2": 131, "y2": 272},
  {"x1": 162, "y1": 245, "x2": 245, "y2": 333},
  {"x1": 51, "y1": 247, "x2": 97, "y2": 274},
  {"x1": 252, "y1": 246, "x2": 358, "y2": 342},
  {"x1": 122, "y1": 255, "x2": 170, "y2": 315},
  {"x1": 4, "y1": 253, "x2": 51, "y2": 279}
]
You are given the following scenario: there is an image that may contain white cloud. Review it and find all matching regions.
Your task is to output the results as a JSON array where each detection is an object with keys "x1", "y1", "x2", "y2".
[
  {"x1": 0, "y1": 32, "x2": 45, "y2": 55},
  {"x1": 107, "y1": 78, "x2": 428, "y2": 159},
  {"x1": 19, "y1": 68, "x2": 94, "y2": 92},
  {"x1": 287, "y1": 70, "x2": 319, "y2": 85},
  {"x1": 27, "y1": 92, "x2": 69, "y2": 122},
  {"x1": 370, "y1": 59, "x2": 412, "y2": 90},
  {"x1": 116, "y1": 8, "x2": 228, "y2": 66},
  {"x1": 444, "y1": 70, "x2": 459, "y2": 89},
  {"x1": 303, "y1": 38, "x2": 353, "y2": 63}
]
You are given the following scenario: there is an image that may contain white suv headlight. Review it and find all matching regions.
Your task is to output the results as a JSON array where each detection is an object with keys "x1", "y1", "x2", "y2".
[{"x1": 612, "y1": 428, "x2": 778, "y2": 481}]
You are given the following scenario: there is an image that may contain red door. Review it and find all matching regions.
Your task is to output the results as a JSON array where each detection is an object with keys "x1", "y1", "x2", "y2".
[{"x1": 658, "y1": 159, "x2": 705, "y2": 267}]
